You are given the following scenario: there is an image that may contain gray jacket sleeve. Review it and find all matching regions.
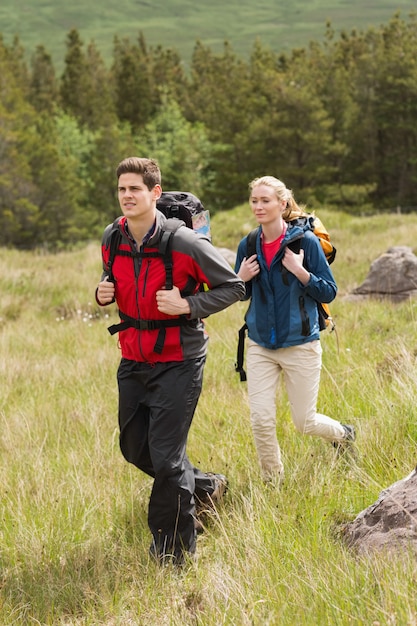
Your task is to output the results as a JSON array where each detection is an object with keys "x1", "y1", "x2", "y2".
[{"x1": 172, "y1": 227, "x2": 245, "y2": 318}]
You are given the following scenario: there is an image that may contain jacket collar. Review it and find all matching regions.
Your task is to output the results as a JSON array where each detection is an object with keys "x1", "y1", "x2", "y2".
[{"x1": 147, "y1": 210, "x2": 167, "y2": 246}]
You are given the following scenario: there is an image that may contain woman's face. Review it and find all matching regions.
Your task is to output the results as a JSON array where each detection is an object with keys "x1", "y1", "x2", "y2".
[{"x1": 250, "y1": 184, "x2": 286, "y2": 226}]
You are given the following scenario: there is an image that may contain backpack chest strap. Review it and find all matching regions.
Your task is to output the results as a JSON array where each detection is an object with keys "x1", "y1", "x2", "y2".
[{"x1": 108, "y1": 310, "x2": 197, "y2": 354}]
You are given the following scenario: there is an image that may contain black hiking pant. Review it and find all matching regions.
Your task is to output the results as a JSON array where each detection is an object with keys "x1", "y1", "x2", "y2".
[{"x1": 117, "y1": 356, "x2": 217, "y2": 561}]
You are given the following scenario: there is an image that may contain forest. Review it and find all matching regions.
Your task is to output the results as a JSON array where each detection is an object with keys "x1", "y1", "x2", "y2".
[{"x1": 1, "y1": 12, "x2": 417, "y2": 249}]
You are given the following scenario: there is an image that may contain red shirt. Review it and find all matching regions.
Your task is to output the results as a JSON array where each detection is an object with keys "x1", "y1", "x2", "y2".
[{"x1": 262, "y1": 226, "x2": 287, "y2": 269}]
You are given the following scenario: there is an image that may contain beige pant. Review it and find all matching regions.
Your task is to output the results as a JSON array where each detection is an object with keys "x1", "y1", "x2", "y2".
[{"x1": 246, "y1": 339, "x2": 345, "y2": 480}]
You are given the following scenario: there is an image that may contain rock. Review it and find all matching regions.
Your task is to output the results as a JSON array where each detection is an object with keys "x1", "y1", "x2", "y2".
[
  {"x1": 216, "y1": 247, "x2": 236, "y2": 267},
  {"x1": 342, "y1": 466, "x2": 417, "y2": 556},
  {"x1": 351, "y1": 246, "x2": 417, "y2": 302}
]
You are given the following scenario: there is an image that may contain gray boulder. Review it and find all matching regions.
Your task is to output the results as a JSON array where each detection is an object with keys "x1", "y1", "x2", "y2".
[
  {"x1": 217, "y1": 247, "x2": 236, "y2": 267},
  {"x1": 351, "y1": 246, "x2": 417, "y2": 302},
  {"x1": 342, "y1": 466, "x2": 417, "y2": 556}
]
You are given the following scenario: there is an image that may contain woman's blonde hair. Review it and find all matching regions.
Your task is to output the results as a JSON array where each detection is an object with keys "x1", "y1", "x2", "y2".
[{"x1": 249, "y1": 176, "x2": 307, "y2": 221}]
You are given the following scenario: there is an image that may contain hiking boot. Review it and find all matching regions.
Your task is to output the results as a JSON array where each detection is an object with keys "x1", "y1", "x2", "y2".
[
  {"x1": 149, "y1": 544, "x2": 189, "y2": 567},
  {"x1": 209, "y1": 473, "x2": 228, "y2": 504},
  {"x1": 332, "y1": 424, "x2": 356, "y2": 457},
  {"x1": 195, "y1": 474, "x2": 228, "y2": 515},
  {"x1": 342, "y1": 424, "x2": 356, "y2": 442},
  {"x1": 194, "y1": 517, "x2": 204, "y2": 534},
  {"x1": 263, "y1": 471, "x2": 284, "y2": 488}
]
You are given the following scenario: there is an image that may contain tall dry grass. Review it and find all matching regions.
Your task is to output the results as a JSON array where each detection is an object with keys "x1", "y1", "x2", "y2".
[{"x1": 0, "y1": 208, "x2": 417, "y2": 624}]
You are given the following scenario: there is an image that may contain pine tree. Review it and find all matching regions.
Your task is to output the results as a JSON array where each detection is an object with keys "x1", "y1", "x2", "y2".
[{"x1": 30, "y1": 45, "x2": 59, "y2": 113}]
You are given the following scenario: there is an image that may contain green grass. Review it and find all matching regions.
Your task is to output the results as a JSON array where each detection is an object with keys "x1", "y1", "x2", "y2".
[
  {"x1": 1, "y1": 208, "x2": 417, "y2": 624},
  {"x1": 1, "y1": 0, "x2": 416, "y2": 70}
]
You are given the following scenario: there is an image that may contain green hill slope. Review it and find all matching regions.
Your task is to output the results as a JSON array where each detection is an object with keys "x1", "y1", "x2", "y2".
[{"x1": 1, "y1": 0, "x2": 416, "y2": 69}]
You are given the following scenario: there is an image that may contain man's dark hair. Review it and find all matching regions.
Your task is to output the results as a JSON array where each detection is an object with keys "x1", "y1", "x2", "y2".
[{"x1": 116, "y1": 157, "x2": 161, "y2": 190}]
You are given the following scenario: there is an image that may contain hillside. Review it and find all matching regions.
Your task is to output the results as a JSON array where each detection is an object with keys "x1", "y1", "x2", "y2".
[{"x1": 1, "y1": 0, "x2": 416, "y2": 70}]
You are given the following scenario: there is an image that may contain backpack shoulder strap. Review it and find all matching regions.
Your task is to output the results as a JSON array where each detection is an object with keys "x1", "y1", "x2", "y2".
[
  {"x1": 158, "y1": 218, "x2": 185, "y2": 290},
  {"x1": 234, "y1": 228, "x2": 258, "y2": 383},
  {"x1": 235, "y1": 323, "x2": 248, "y2": 382},
  {"x1": 104, "y1": 219, "x2": 123, "y2": 283},
  {"x1": 104, "y1": 216, "x2": 139, "y2": 282},
  {"x1": 246, "y1": 228, "x2": 258, "y2": 258}
]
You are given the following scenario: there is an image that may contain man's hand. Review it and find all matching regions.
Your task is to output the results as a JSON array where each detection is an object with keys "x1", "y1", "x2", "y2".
[
  {"x1": 97, "y1": 276, "x2": 115, "y2": 304},
  {"x1": 156, "y1": 286, "x2": 191, "y2": 315}
]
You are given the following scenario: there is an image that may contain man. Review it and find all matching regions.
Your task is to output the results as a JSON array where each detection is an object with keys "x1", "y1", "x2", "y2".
[{"x1": 96, "y1": 157, "x2": 245, "y2": 564}]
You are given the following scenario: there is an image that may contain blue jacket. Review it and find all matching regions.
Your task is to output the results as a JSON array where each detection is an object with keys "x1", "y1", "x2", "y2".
[{"x1": 235, "y1": 221, "x2": 337, "y2": 349}]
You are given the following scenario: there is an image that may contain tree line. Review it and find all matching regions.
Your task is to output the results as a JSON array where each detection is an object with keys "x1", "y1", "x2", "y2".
[{"x1": 1, "y1": 13, "x2": 416, "y2": 248}]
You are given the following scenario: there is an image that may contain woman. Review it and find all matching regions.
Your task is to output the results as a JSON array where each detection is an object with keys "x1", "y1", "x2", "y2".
[{"x1": 235, "y1": 176, "x2": 355, "y2": 483}]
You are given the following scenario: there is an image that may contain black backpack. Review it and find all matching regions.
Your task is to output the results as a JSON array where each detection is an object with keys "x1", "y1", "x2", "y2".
[
  {"x1": 235, "y1": 215, "x2": 336, "y2": 382},
  {"x1": 156, "y1": 191, "x2": 211, "y2": 239},
  {"x1": 103, "y1": 191, "x2": 210, "y2": 353}
]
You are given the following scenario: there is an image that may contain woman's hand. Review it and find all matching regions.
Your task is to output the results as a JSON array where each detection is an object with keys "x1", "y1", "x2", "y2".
[
  {"x1": 282, "y1": 248, "x2": 310, "y2": 285},
  {"x1": 237, "y1": 254, "x2": 260, "y2": 282}
]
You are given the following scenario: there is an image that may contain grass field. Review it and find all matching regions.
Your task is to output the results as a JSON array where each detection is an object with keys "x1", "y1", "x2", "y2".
[
  {"x1": 1, "y1": 0, "x2": 416, "y2": 70},
  {"x1": 1, "y1": 204, "x2": 417, "y2": 624}
]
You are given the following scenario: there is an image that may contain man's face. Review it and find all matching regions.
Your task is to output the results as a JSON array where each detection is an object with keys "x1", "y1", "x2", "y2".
[{"x1": 117, "y1": 173, "x2": 161, "y2": 220}]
